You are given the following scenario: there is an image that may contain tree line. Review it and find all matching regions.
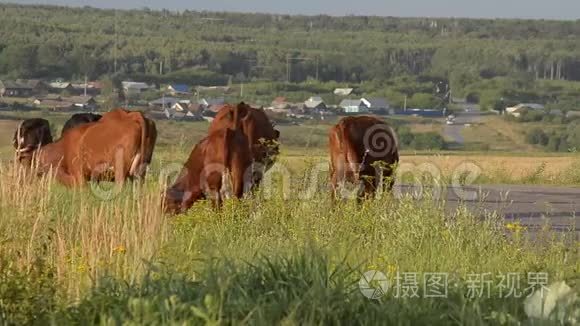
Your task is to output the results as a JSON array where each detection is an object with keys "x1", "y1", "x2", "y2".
[{"x1": 1, "y1": 3, "x2": 580, "y2": 109}]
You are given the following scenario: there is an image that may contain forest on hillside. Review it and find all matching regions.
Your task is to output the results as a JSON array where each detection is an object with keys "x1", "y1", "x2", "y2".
[{"x1": 1, "y1": 3, "x2": 580, "y2": 108}]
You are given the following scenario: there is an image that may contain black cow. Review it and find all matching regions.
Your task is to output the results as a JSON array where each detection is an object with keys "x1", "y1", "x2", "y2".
[
  {"x1": 13, "y1": 118, "x2": 53, "y2": 163},
  {"x1": 62, "y1": 113, "x2": 102, "y2": 135}
]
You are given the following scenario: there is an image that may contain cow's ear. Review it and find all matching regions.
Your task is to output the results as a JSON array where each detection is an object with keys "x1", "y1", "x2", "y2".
[{"x1": 274, "y1": 130, "x2": 280, "y2": 139}]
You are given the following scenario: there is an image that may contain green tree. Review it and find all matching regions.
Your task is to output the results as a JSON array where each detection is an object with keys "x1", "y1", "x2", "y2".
[{"x1": 0, "y1": 45, "x2": 38, "y2": 77}]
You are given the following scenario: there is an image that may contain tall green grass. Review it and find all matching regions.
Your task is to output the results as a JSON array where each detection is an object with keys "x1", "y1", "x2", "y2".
[{"x1": 0, "y1": 161, "x2": 578, "y2": 324}]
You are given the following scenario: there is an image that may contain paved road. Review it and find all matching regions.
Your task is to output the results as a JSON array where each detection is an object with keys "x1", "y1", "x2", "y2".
[
  {"x1": 443, "y1": 106, "x2": 481, "y2": 146},
  {"x1": 396, "y1": 184, "x2": 580, "y2": 238}
]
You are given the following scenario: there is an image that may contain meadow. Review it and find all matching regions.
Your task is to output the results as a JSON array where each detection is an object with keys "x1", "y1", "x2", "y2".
[{"x1": 0, "y1": 114, "x2": 579, "y2": 324}]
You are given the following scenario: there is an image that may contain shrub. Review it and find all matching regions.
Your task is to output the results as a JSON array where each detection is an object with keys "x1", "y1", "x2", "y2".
[{"x1": 526, "y1": 128, "x2": 548, "y2": 146}]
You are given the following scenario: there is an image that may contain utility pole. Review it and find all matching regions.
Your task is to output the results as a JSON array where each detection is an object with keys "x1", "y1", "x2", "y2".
[
  {"x1": 84, "y1": 75, "x2": 87, "y2": 97},
  {"x1": 286, "y1": 56, "x2": 290, "y2": 83},
  {"x1": 286, "y1": 56, "x2": 313, "y2": 83},
  {"x1": 315, "y1": 56, "x2": 319, "y2": 81},
  {"x1": 113, "y1": 9, "x2": 118, "y2": 74},
  {"x1": 404, "y1": 95, "x2": 407, "y2": 111}
]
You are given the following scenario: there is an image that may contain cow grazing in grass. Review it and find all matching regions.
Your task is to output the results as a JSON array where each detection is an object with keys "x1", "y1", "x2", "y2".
[
  {"x1": 209, "y1": 103, "x2": 280, "y2": 186},
  {"x1": 32, "y1": 109, "x2": 156, "y2": 187},
  {"x1": 13, "y1": 118, "x2": 53, "y2": 165},
  {"x1": 329, "y1": 116, "x2": 399, "y2": 201},
  {"x1": 164, "y1": 103, "x2": 253, "y2": 214},
  {"x1": 63, "y1": 109, "x2": 155, "y2": 186}
]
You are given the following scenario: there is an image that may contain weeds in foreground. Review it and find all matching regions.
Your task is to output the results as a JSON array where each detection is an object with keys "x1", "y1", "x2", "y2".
[{"x1": 0, "y1": 162, "x2": 577, "y2": 324}]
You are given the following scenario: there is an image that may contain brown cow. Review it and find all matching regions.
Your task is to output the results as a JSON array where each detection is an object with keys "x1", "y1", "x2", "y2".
[
  {"x1": 209, "y1": 103, "x2": 280, "y2": 186},
  {"x1": 164, "y1": 103, "x2": 253, "y2": 214},
  {"x1": 329, "y1": 116, "x2": 399, "y2": 201},
  {"x1": 13, "y1": 118, "x2": 53, "y2": 166},
  {"x1": 36, "y1": 109, "x2": 156, "y2": 187}
]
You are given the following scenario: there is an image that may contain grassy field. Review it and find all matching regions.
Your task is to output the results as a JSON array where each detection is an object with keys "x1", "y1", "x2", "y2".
[
  {"x1": 461, "y1": 117, "x2": 534, "y2": 152},
  {"x1": 0, "y1": 113, "x2": 579, "y2": 324},
  {"x1": 0, "y1": 157, "x2": 578, "y2": 324},
  {"x1": 2, "y1": 112, "x2": 580, "y2": 186}
]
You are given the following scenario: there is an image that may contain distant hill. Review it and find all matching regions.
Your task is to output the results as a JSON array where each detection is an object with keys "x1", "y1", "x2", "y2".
[{"x1": 0, "y1": 3, "x2": 580, "y2": 87}]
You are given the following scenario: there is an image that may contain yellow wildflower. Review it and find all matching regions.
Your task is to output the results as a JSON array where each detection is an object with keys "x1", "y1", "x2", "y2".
[
  {"x1": 77, "y1": 263, "x2": 87, "y2": 273},
  {"x1": 113, "y1": 245, "x2": 127, "y2": 254},
  {"x1": 387, "y1": 264, "x2": 398, "y2": 277},
  {"x1": 506, "y1": 222, "x2": 526, "y2": 233}
]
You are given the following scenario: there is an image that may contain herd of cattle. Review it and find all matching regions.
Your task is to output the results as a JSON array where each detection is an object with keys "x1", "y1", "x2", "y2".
[{"x1": 12, "y1": 102, "x2": 399, "y2": 214}]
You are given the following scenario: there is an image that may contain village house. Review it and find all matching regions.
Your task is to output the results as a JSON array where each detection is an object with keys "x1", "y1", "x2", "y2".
[
  {"x1": 69, "y1": 95, "x2": 97, "y2": 111},
  {"x1": 361, "y1": 97, "x2": 390, "y2": 113},
  {"x1": 339, "y1": 99, "x2": 368, "y2": 114},
  {"x1": 505, "y1": 103, "x2": 545, "y2": 118},
  {"x1": 334, "y1": 88, "x2": 354, "y2": 96},
  {"x1": 71, "y1": 81, "x2": 103, "y2": 96},
  {"x1": 33, "y1": 95, "x2": 97, "y2": 111},
  {"x1": 0, "y1": 79, "x2": 48, "y2": 97},
  {"x1": 149, "y1": 97, "x2": 183, "y2": 109},
  {"x1": 122, "y1": 81, "x2": 154, "y2": 96},
  {"x1": 196, "y1": 86, "x2": 230, "y2": 93},
  {"x1": 33, "y1": 95, "x2": 73, "y2": 110},
  {"x1": 304, "y1": 96, "x2": 327, "y2": 112},
  {"x1": 164, "y1": 102, "x2": 202, "y2": 121},
  {"x1": 166, "y1": 84, "x2": 191, "y2": 96},
  {"x1": 172, "y1": 101, "x2": 195, "y2": 113},
  {"x1": 49, "y1": 81, "x2": 74, "y2": 94},
  {"x1": 198, "y1": 97, "x2": 225, "y2": 108}
]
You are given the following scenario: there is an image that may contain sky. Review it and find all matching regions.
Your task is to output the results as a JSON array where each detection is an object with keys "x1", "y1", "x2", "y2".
[{"x1": 6, "y1": 0, "x2": 580, "y2": 20}]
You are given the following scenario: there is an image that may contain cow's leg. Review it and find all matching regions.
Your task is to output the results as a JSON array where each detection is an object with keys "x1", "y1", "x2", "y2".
[
  {"x1": 330, "y1": 166, "x2": 339, "y2": 204},
  {"x1": 204, "y1": 171, "x2": 223, "y2": 209},
  {"x1": 129, "y1": 154, "x2": 147, "y2": 183},
  {"x1": 206, "y1": 190, "x2": 221, "y2": 209},
  {"x1": 113, "y1": 147, "x2": 126, "y2": 188},
  {"x1": 231, "y1": 164, "x2": 247, "y2": 199},
  {"x1": 330, "y1": 158, "x2": 345, "y2": 204},
  {"x1": 360, "y1": 175, "x2": 375, "y2": 203},
  {"x1": 54, "y1": 166, "x2": 80, "y2": 187},
  {"x1": 383, "y1": 167, "x2": 396, "y2": 193}
]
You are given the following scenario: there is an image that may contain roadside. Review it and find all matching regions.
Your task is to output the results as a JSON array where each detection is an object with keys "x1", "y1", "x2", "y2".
[{"x1": 443, "y1": 104, "x2": 481, "y2": 148}]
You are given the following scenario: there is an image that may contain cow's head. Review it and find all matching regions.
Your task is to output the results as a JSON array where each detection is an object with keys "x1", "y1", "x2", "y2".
[{"x1": 13, "y1": 119, "x2": 53, "y2": 165}]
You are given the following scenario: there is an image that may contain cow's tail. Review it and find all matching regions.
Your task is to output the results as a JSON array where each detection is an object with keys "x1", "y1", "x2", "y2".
[
  {"x1": 338, "y1": 122, "x2": 360, "y2": 170},
  {"x1": 129, "y1": 112, "x2": 148, "y2": 177},
  {"x1": 232, "y1": 102, "x2": 245, "y2": 131},
  {"x1": 14, "y1": 120, "x2": 24, "y2": 150},
  {"x1": 221, "y1": 128, "x2": 233, "y2": 198}
]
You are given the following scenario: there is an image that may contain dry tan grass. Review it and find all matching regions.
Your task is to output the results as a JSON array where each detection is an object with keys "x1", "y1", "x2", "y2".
[
  {"x1": 409, "y1": 121, "x2": 444, "y2": 134},
  {"x1": 0, "y1": 163, "x2": 169, "y2": 299},
  {"x1": 402, "y1": 154, "x2": 580, "y2": 184},
  {"x1": 280, "y1": 152, "x2": 580, "y2": 185},
  {"x1": 0, "y1": 120, "x2": 19, "y2": 159}
]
